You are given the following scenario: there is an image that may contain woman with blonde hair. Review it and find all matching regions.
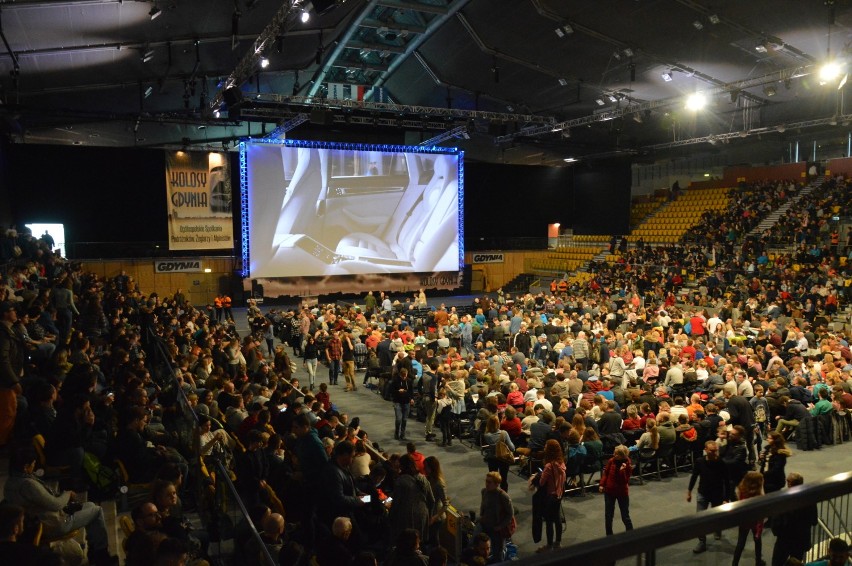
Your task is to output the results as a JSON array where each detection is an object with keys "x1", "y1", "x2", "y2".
[
  {"x1": 531, "y1": 439, "x2": 566, "y2": 553},
  {"x1": 732, "y1": 471, "x2": 765, "y2": 566}
]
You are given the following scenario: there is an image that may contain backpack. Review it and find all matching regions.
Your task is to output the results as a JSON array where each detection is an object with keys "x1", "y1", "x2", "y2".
[{"x1": 82, "y1": 452, "x2": 119, "y2": 494}]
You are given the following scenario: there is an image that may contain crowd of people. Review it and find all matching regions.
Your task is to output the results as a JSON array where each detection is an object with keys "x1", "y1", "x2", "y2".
[{"x1": 0, "y1": 173, "x2": 850, "y2": 566}]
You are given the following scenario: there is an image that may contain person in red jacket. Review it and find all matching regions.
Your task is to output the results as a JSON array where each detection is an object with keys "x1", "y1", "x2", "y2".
[
  {"x1": 599, "y1": 444, "x2": 634, "y2": 536},
  {"x1": 406, "y1": 442, "x2": 426, "y2": 474}
]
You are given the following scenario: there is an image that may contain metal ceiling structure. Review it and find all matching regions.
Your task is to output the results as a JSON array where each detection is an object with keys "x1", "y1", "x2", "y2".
[{"x1": 2, "y1": 0, "x2": 852, "y2": 166}]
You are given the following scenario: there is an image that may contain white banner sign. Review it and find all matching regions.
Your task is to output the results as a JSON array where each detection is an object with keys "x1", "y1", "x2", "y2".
[
  {"x1": 155, "y1": 259, "x2": 202, "y2": 273},
  {"x1": 472, "y1": 253, "x2": 504, "y2": 264}
]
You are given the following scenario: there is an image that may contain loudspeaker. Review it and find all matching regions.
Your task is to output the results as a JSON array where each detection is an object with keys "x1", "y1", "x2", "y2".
[
  {"x1": 310, "y1": 108, "x2": 335, "y2": 126},
  {"x1": 223, "y1": 86, "x2": 243, "y2": 107}
]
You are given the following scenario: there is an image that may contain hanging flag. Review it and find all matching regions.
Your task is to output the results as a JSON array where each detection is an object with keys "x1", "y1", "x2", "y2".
[{"x1": 327, "y1": 83, "x2": 367, "y2": 101}]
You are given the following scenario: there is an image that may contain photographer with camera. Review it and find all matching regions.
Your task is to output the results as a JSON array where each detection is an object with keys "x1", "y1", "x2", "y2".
[{"x1": 3, "y1": 445, "x2": 117, "y2": 565}]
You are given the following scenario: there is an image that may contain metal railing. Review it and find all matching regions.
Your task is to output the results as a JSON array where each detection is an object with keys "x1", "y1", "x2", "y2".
[{"x1": 509, "y1": 471, "x2": 852, "y2": 566}]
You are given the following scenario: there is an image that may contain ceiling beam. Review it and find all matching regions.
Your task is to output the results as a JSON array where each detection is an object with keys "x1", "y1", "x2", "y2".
[
  {"x1": 307, "y1": 0, "x2": 380, "y2": 98},
  {"x1": 365, "y1": 0, "x2": 471, "y2": 98},
  {"x1": 375, "y1": 0, "x2": 449, "y2": 15},
  {"x1": 528, "y1": 0, "x2": 767, "y2": 106},
  {"x1": 330, "y1": 61, "x2": 389, "y2": 72},
  {"x1": 344, "y1": 40, "x2": 406, "y2": 54},
  {"x1": 0, "y1": 28, "x2": 330, "y2": 59},
  {"x1": 359, "y1": 19, "x2": 426, "y2": 34}
]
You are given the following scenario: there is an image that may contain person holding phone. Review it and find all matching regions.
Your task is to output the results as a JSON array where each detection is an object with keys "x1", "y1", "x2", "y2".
[{"x1": 392, "y1": 367, "x2": 414, "y2": 440}]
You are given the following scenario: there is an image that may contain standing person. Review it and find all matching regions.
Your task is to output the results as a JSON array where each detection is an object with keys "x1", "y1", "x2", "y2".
[
  {"x1": 0, "y1": 302, "x2": 24, "y2": 447},
  {"x1": 222, "y1": 293, "x2": 233, "y2": 322},
  {"x1": 599, "y1": 445, "x2": 634, "y2": 536},
  {"x1": 687, "y1": 441, "x2": 730, "y2": 554},
  {"x1": 477, "y1": 472, "x2": 514, "y2": 563},
  {"x1": 422, "y1": 360, "x2": 440, "y2": 442},
  {"x1": 52, "y1": 279, "x2": 78, "y2": 345},
  {"x1": 303, "y1": 335, "x2": 319, "y2": 391},
  {"x1": 388, "y1": 454, "x2": 434, "y2": 547},
  {"x1": 531, "y1": 439, "x2": 566, "y2": 553},
  {"x1": 392, "y1": 368, "x2": 414, "y2": 441},
  {"x1": 326, "y1": 330, "x2": 343, "y2": 386},
  {"x1": 758, "y1": 431, "x2": 791, "y2": 494},
  {"x1": 424, "y1": 456, "x2": 449, "y2": 549},
  {"x1": 364, "y1": 291, "x2": 377, "y2": 316},
  {"x1": 341, "y1": 330, "x2": 357, "y2": 392},
  {"x1": 771, "y1": 473, "x2": 818, "y2": 566},
  {"x1": 731, "y1": 471, "x2": 765, "y2": 566},
  {"x1": 482, "y1": 416, "x2": 515, "y2": 492},
  {"x1": 214, "y1": 294, "x2": 223, "y2": 323}
]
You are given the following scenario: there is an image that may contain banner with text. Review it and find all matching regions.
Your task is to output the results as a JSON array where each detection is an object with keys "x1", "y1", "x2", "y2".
[
  {"x1": 472, "y1": 253, "x2": 504, "y2": 264},
  {"x1": 166, "y1": 151, "x2": 234, "y2": 250}
]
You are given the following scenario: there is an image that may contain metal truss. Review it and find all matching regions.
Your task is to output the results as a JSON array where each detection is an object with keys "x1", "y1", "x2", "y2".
[
  {"x1": 243, "y1": 92, "x2": 555, "y2": 124},
  {"x1": 211, "y1": 0, "x2": 308, "y2": 109},
  {"x1": 419, "y1": 125, "x2": 469, "y2": 146},
  {"x1": 646, "y1": 113, "x2": 852, "y2": 151},
  {"x1": 263, "y1": 113, "x2": 310, "y2": 139},
  {"x1": 494, "y1": 65, "x2": 814, "y2": 144}
]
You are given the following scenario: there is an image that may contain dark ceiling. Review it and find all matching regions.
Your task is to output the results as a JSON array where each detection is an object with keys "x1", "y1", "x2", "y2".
[{"x1": 3, "y1": 0, "x2": 852, "y2": 165}]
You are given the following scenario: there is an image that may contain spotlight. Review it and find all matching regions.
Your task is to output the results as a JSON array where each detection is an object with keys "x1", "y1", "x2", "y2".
[
  {"x1": 776, "y1": 125, "x2": 786, "y2": 133},
  {"x1": 693, "y1": 20, "x2": 704, "y2": 30},
  {"x1": 595, "y1": 98, "x2": 605, "y2": 106},
  {"x1": 213, "y1": 109, "x2": 220, "y2": 118},
  {"x1": 685, "y1": 92, "x2": 707, "y2": 111},
  {"x1": 763, "y1": 85, "x2": 777, "y2": 97},
  {"x1": 623, "y1": 48, "x2": 633, "y2": 57},
  {"x1": 142, "y1": 49, "x2": 155, "y2": 63},
  {"x1": 661, "y1": 72, "x2": 673, "y2": 82},
  {"x1": 149, "y1": 5, "x2": 161, "y2": 20},
  {"x1": 613, "y1": 51, "x2": 621, "y2": 60},
  {"x1": 562, "y1": 24, "x2": 573, "y2": 34},
  {"x1": 708, "y1": 14, "x2": 720, "y2": 24},
  {"x1": 554, "y1": 27, "x2": 565, "y2": 38},
  {"x1": 300, "y1": 10, "x2": 310, "y2": 23},
  {"x1": 260, "y1": 57, "x2": 270, "y2": 68},
  {"x1": 558, "y1": 78, "x2": 568, "y2": 86},
  {"x1": 563, "y1": 157, "x2": 577, "y2": 163},
  {"x1": 820, "y1": 61, "x2": 843, "y2": 84},
  {"x1": 144, "y1": 86, "x2": 153, "y2": 98},
  {"x1": 608, "y1": 94, "x2": 618, "y2": 103},
  {"x1": 755, "y1": 43, "x2": 768, "y2": 53}
]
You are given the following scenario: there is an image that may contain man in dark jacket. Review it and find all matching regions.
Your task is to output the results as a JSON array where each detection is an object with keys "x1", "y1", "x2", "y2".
[
  {"x1": 720, "y1": 425, "x2": 749, "y2": 497},
  {"x1": 724, "y1": 383, "x2": 756, "y2": 463},
  {"x1": 687, "y1": 440, "x2": 730, "y2": 553},
  {"x1": 391, "y1": 368, "x2": 414, "y2": 440},
  {"x1": 316, "y1": 442, "x2": 364, "y2": 529},
  {"x1": 774, "y1": 395, "x2": 809, "y2": 433}
]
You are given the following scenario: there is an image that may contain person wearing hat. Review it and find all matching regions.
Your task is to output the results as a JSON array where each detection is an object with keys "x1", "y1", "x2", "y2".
[{"x1": 0, "y1": 301, "x2": 24, "y2": 446}]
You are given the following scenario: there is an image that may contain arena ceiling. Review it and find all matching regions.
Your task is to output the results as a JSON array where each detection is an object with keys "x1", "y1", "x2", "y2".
[{"x1": 3, "y1": 0, "x2": 852, "y2": 165}]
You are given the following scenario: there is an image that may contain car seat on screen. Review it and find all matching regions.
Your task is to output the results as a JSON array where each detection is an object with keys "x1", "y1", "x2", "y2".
[
  {"x1": 271, "y1": 147, "x2": 326, "y2": 249},
  {"x1": 335, "y1": 156, "x2": 458, "y2": 272}
]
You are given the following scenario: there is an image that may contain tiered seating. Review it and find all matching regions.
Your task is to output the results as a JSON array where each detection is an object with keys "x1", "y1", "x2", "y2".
[
  {"x1": 629, "y1": 194, "x2": 668, "y2": 228},
  {"x1": 630, "y1": 187, "x2": 730, "y2": 243},
  {"x1": 527, "y1": 246, "x2": 602, "y2": 272},
  {"x1": 572, "y1": 235, "x2": 611, "y2": 244}
]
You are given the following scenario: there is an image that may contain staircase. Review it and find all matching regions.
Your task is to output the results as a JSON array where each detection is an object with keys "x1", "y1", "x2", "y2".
[{"x1": 746, "y1": 180, "x2": 821, "y2": 238}]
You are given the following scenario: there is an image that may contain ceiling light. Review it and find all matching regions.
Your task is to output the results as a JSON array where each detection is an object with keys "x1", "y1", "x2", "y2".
[
  {"x1": 613, "y1": 51, "x2": 621, "y2": 60},
  {"x1": 142, "y1": 50, "x2": 155, "y2": 63},
  {"x1": 661, "y1": 72, "x2": 673, "y2": 82},
  {"x1": 260, "y1": 57, "x2": 270, "y2": 68},
  {"x1": 763, "y1": 85, "x2": 777, "y2": 96},
  {"x1": 300, "y1": 10, "x2": 310, "y2": 23},
  {"x1": 623, "y1": 48, "x2": 633, "y2": 57},
  {"x1": 144, "y1": 86, "x2": 153, "y2": 98},
  {"x1": 562, "y1": 24, "x2": 573, "y2": 35},
  {"x1": 693, "y1": 20, "x2": 704, "y2": 30},
  {"x1": 563, "y1": 157, "x2": 577, "y2": 163},
  {"x1": 551, "y1": 125, "x2": 563, "y2": 132},
  {"x1": 554, "y1": 27, "x2": 565, "y2": 38},
  {"x1": 558, "y1": 78, "x2": 568, "y2": 86},
  {"x1": 839, "y1": 73, "x2": 849, "y2": 90},
  {"x1": 213, "y1": 109, "x2": 220, "y2": 118},
  {"x1": 149, "y1": 6, "x2": 162, "y2": 20},
  {"x1": 608, "y1": 94, "x2": 618, "y2": 103},
  {"x1": 685, "y1": 92, "x2": 707, "y2": 111},
  {"x1": 708, "y1": 14, "x2": 720, "y2": 24},
  {"x1": 819, "y1": 61, "x2": 843, "y2": 84},
  {"x1": 595, "y1": 98, "x2": 606, "y2": 106},
  {"x1": 755, "y1": 43, "x2": 768, "y2": 53},
  {"x1": 776, "y1": 125, "x2": 786, "y2": 133}
]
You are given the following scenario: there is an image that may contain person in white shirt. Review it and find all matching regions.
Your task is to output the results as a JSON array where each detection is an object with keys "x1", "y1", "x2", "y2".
[{"x1": 706, "y1": 315, "x2": 723, "y2": 335}]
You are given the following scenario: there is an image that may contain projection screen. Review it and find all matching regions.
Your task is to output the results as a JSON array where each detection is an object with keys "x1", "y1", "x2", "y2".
[{"x1": 242, "y1": 139, "x2": 463, "y2": 278}]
